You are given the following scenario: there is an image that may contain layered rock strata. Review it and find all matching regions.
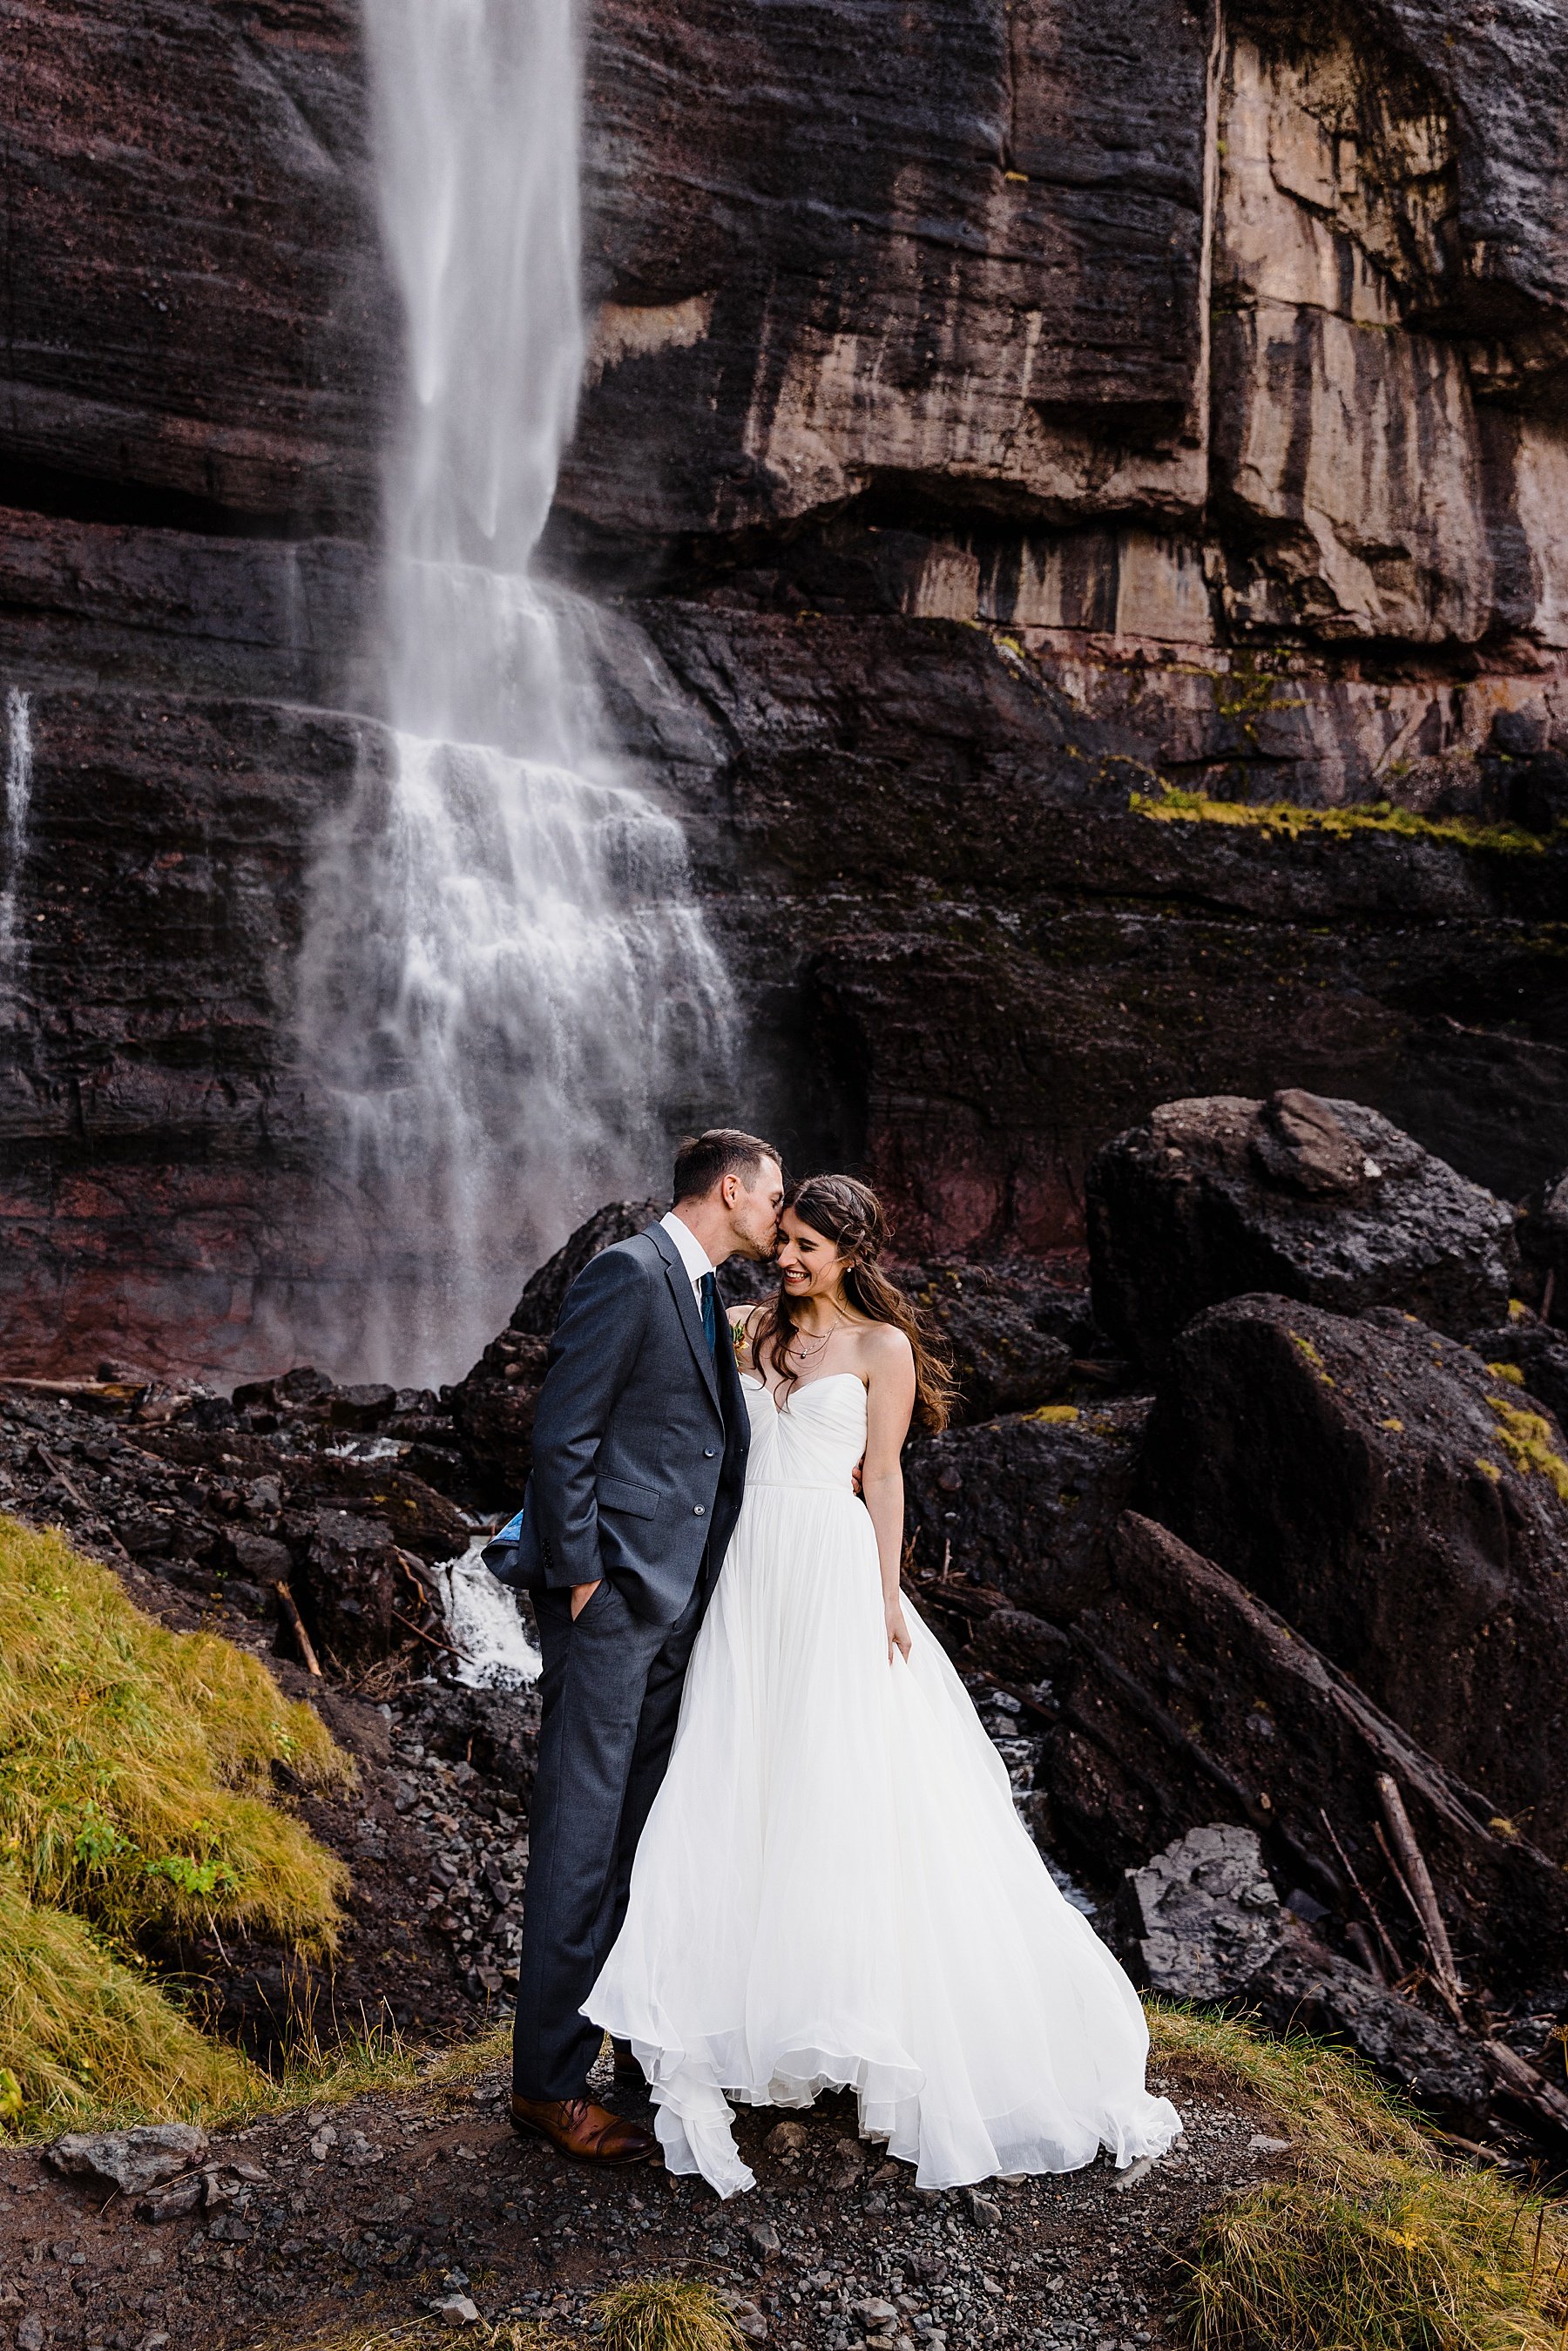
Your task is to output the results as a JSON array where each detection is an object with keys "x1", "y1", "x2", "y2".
[{"x1": 3, "y1": 0, "x2": 1568, "y2": 1365}]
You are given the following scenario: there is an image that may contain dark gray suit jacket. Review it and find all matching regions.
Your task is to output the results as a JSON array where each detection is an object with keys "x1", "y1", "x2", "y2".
[{"x1": 505, "y1": 1221, "x2": 750, "y2": 1625}]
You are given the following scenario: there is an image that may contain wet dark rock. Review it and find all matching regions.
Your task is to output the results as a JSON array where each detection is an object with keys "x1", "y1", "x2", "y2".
[
  {"x1": 1470, "y1": 1318, "x2": 1568, "y2": 1427},
  {"x1": 328, "y1": 1384, "x2": 399, "y2": 1432},
  {"x1": 946, "y1": 1510, "x2": 1568, "y2": 2005},
  {"x1": 1116, "y1": 1825, "x2": 1285, "y2": 2002},
  {"x1": 1141, "y1": 1296, "x2": 1568, "y2": 1859},
  {"x1": 1088, "y1": 1093, "x2": 1516, "y2": 1371},
  {"x1": 508, "y1": 1200, "x2": 666, "y2": 1339},
  {"x1": 47, "y1": 2124, "x2": 207, "y2": 2197},
  {"x1": 399, "y1": 1680, "x2": 543, "y2": 1800},
  {"x1": 896, "y1": 1261, "x2": 1078, "y2": 1422},
  {"x1": 903, "y1": 1400, "x2": 1147, "y2": 1615},
  {"x1": 1516, "y1": 1169, "x2": 1568, "y2": 1322},
  {"x1": 1254, "y1": 1935, "x2": 1491, "y2": 2129},
  {"x1": 297, "y1": 1510, "x2": 413, "y2": 1672}
]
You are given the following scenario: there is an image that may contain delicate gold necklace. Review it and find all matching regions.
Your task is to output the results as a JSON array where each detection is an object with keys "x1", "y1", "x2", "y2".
[{"x1": 787, "y1": 1310, "x2": 848, "y2": 1364}]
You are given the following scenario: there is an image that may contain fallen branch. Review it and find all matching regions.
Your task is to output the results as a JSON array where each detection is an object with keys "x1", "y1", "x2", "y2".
[
  {"x1": 1320, "y1": 1806, "x2": 1405, "y2": 1979},
  {"x1": 33, "y1": 1445, "x2": 138, "y2": 1568},
  {"x1": 390, "y1": 1605, "x2": 470, "y2": 1662},
  {"x1": 1377, "y1": 1773, "x2": 1463, "y2": 2017},
  {"x1": 274, "y1": 1582, "x2": 322, "y2": 1677},
  {"x1": 0, "y1": 1375, "x2": 145, "y2": 1409}
]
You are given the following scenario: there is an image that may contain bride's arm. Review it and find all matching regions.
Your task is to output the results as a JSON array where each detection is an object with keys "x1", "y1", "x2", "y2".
[{"x1": 861, "y1": 1328, "x2": 917, "y2": 1663}]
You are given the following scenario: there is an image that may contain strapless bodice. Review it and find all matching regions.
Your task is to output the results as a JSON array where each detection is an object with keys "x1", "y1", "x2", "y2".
[{"x1": 740, "y1": 1372, "x2": 867, "y2": 1494}]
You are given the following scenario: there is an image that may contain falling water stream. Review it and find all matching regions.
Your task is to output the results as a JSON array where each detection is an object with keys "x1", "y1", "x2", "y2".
[
  {"x1": 296, "y1": 0, "x2": 734, "y2": 1385},
  {"x1": 0, "y1": 688, "x2": 33, "y2": 1001}
]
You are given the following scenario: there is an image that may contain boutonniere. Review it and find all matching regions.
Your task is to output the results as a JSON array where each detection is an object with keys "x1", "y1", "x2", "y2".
[{"x1": 729, "y1": 1319, "x2": 749, "y2": 1357}]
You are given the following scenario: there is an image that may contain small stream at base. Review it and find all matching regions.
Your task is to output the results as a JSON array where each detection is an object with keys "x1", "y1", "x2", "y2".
[{"x1": 438, "y1": 1537, "x2": 541, "y2": 1690}]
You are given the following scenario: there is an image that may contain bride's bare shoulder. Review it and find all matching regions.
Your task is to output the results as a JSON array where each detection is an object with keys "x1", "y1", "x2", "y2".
[{"x1": 859, "y1": 1321, "x2": 914, "y2": 1371}]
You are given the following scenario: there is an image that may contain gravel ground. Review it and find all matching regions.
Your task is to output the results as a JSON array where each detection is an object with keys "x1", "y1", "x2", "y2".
[{"x1": 0, "y1": 2049, "x2": 1288, "y2": 2351}]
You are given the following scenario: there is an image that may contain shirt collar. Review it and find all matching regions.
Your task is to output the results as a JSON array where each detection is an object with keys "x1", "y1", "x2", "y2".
[{"x1": 659, "y1": 1208, "x2": 716, "y2": 1288}]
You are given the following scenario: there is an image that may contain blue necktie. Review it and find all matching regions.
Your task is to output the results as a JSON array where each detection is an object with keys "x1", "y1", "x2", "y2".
[{"x1": 700, "y1": 1271, "x2": 719, "y2": 1357}]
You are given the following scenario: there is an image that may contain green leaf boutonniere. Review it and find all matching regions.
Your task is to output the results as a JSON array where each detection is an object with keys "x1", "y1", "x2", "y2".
[{"x1": 729, "y1": 1318, "x2": 749, "y2": 1356}]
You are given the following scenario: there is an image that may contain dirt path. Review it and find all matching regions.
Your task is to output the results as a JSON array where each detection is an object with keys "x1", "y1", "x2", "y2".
[{"x1": 0, "y1": 2045, "x2": 1284, "y2": 2351}]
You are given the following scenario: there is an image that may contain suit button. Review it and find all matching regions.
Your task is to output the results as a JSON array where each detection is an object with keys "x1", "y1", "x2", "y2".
[
  {"x1": 693, "y1": 1504, "x2": 706, "y2": 1517},
  {"x1": 704, "y1": 1447, "x2": 715, "y2": 1459}
]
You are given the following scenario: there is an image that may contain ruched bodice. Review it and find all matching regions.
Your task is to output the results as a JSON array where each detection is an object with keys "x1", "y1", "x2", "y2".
[{"x1": 740, "y1": 1372, "x2": 866, "y2": 1494}]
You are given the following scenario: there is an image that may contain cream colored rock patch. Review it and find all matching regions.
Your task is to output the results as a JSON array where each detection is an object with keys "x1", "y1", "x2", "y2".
[{"x1": 585, "y1": 294, "x2": 714, "y2": 386}]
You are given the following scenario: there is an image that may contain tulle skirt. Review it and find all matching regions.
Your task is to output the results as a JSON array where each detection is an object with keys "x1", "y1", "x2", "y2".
[{"x1": 586, "y1": 1479, "x2": 1182, "y2": 2196}]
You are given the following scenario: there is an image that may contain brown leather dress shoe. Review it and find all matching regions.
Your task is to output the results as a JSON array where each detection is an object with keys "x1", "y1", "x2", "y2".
[{"x1": 509, "y1": 2091, "x2": 658, "y2": 2164}]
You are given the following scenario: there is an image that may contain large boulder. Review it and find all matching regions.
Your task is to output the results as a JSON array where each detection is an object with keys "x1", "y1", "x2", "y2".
[
  {"x1": 1087, "y1": 1091, "x2": 1517, "y2": 1370},
  {"x1": 1140, "y1": 1298, "x2": 1568, "y2": 1860},
  {"x1": 903, "y1": 1399, "x2": 1148, "y2": 1616},
  {"x1": 897, "y1": 1260, "x2": 1079, "y2": 1422},
  {"x1": 446, "y1": 1200, "x2": 663, "y2": 1497}
]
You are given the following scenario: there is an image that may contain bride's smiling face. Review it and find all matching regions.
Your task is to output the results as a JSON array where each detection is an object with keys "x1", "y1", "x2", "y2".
[{"x1": 775, "y1": 1207, "x2": 850, "y2": 1300}]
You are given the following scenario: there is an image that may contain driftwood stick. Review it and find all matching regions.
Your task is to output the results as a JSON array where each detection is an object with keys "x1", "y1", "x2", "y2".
[
  {"x1": 274, "y1": 1582, "x2": 322, "y2": 1678},
  {"x1": 1376, "y1": 1773, "x2": 1462, "y2": 1999},
  {"x1": 1345, "y1": 1922, "x2": 1387, "y2": 1985},
  {"x1": 1320, "y1": 1806, "x2": 1405, "y2": 1977},
  {"x1": 390, "y1": 1605, "x2": 470, "y2": 1662},
  {"x1": 1373, "y1": 1819, "x2": 1429, "y2": 1952}
]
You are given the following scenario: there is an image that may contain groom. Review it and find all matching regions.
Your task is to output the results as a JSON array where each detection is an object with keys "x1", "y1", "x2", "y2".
[{"x1": 510, "y1": 1128, "x2": 786, "y2": 2162}]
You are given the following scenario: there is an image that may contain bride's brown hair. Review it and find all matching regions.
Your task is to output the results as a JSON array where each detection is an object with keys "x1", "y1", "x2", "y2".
[{"x1": 754, "y1": 1173, "x2": 956, "y2": 1431}]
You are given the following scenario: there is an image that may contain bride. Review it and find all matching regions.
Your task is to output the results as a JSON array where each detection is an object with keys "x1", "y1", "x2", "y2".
[{"x1": 585, "y1": 1173, "x2": 1181, "y2": 2197}]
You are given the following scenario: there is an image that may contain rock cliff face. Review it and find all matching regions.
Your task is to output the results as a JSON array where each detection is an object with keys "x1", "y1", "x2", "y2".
[{"x1": 2, "y1": 0, "x2": 1567, "y2": 1366}]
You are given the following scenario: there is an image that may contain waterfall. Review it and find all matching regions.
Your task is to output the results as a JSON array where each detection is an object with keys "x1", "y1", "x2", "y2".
[
  {"x1": 0, "y1": 688, "x2": 33, "y2": 1000},
  {"x1": 297, "y1": 0, "x2": 735, "y2": 1386}
]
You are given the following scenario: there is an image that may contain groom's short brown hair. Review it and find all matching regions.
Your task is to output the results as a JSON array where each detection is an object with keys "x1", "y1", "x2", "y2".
[{"x1": 672, "y1": 1128, "x2": 782, "y2": 1204}]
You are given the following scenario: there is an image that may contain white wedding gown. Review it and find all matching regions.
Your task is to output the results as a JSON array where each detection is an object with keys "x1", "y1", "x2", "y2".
[{"x1": 585, "y1": 1372, "x2": 1182, "y2": 2197}]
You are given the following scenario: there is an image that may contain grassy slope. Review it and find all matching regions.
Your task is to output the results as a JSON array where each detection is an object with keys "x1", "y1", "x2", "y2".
[{"x1": 0, "y1": 1513, "x2": 354, "y2": 2132}]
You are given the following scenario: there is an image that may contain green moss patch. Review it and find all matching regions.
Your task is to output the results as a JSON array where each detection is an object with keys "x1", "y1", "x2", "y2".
[{"x1": 1132, "y1": 787, "x2": 1550, "y2": 856}]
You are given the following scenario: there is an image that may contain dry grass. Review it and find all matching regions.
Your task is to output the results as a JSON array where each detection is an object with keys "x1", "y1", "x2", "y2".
[
  {"x1": 258, "y1": 2323, "x2": 577, "y2": 2351},
  {"x1": 0, "y1": 1867, "x2": 257, "y2": 2133},
  {"x1": 594, "y1": 2280, "x2": 744, "y2": 2351},
  {"x1": 0, "y1": 1514, "x2": 352, "y2": 1950},
  {"x1": 1152, "y1": 2007, "x2": 1568, "y2": 2351}
]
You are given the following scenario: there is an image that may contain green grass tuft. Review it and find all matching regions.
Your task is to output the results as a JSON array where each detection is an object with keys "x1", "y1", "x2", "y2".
[
  {"x1": 0, "y1": 1513, "x2": 353, "y2": 1951},
  {"x1": 1185, "y1": 2172, "x2": 1568, "y2": 2351},
  {"x1": 594, "y1": 2279, "x2": 746, "y2": 2351},
  {"x1": 0, "y1": 1867, "x2": 257, "y2": 2133},
  {"x1": 1151, "y1": 2008, "x2": 1568, "y2": 2351}
]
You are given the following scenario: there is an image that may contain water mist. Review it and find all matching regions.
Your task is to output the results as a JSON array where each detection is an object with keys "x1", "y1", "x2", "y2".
[{"x1": 297, "y1": 0, "x2": 734, "y2": 1385}]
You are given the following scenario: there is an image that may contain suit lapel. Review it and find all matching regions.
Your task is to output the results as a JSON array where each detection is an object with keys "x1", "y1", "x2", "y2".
[{"x1": 646, "y1": 1223, "x2": 721, "y2": 1412}]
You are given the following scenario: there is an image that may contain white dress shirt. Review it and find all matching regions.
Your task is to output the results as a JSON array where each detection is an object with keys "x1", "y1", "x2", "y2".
[{"x1": 659, "y1": 1208, "x2": 716, "y2": 1309}]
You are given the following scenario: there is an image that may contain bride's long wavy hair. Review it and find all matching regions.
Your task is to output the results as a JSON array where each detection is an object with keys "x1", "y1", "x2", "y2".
[{"x1": 754, "y1": 1173, "x2": 956, "y2": 1432}]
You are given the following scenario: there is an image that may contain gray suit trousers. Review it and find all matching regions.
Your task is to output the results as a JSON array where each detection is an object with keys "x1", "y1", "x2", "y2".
[{"x1": 511, "y1": 1569, "x2": 706, "y2": 2101}]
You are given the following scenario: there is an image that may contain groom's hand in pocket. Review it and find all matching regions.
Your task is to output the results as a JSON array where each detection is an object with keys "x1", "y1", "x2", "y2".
[{"x1": 570, "y1": 1580, "x2": 601, "y2": 1620}]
